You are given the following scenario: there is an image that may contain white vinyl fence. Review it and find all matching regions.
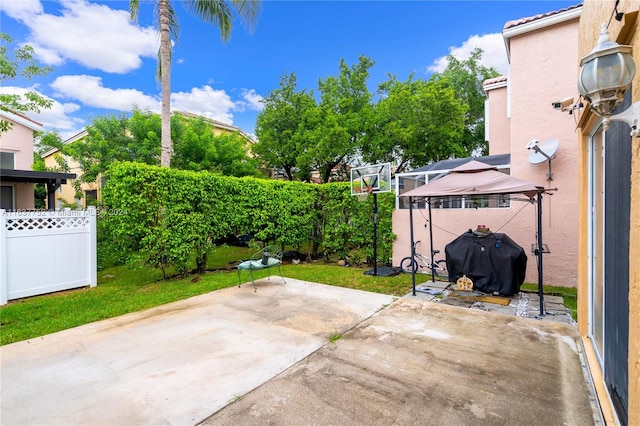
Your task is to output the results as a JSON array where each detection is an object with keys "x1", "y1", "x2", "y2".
[{"x1": 1, "y1": 208, "x2": 97, "y2": 305}]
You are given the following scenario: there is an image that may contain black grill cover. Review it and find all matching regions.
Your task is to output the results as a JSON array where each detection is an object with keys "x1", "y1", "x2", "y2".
[{"x1": 445, "y1": 230, "x2": 527, "y2": 296}]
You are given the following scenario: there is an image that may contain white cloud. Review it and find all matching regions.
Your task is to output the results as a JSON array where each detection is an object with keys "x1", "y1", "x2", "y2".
[
  {"x1": 428, "y1": 33, "x2": 508, "y2": 76},
  {"x1": 50, "y1": 76, "x2": 257, "y2": 129},
  {"x1": 26, "y1": 42, "x2": 66, "y2": 66},
  {"x1": 35, "y1": 102, "x2": 85, "y2": 139},
  {"x1": 4, "y1": 0, "x2": 158, "y2": 74},
  {"x1": 237, "y1": 89, "x2": 264, "y2": 112},
  {"x1": 0, "y1": 85, "x2": 83, "y2": 135},
  {"x1": 0, "y1": 0, "x2": 43, "y2": 22},
  {"x1": 51, "y1": 75, "x2": 161, "y2": 111},
  {"x1": 171, "y1": 86, "x2": 236, "y2": 124}
]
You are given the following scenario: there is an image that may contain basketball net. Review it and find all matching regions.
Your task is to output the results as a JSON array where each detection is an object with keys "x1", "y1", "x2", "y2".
[{"x1": 357, "y1": 186, "x2": 373, "y2": 202}]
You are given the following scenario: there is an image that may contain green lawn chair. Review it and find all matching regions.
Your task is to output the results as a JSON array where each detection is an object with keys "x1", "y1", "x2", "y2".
[{"x1": 237, "y1": 245, "x2": 286, "y2": 292}]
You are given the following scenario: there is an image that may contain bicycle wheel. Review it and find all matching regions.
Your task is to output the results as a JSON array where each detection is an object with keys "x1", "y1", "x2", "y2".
[
  {"x1": 400, "y1": 256, "x2": 418, "y2": 274},
  {"x1": 434, "y1": 260, "x2": 448, "y2": 280}
]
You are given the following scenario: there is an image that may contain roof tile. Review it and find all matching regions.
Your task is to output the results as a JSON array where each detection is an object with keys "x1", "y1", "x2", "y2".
[{"x1": 503, "y1": 3, "x2": 582, "y2": 30}]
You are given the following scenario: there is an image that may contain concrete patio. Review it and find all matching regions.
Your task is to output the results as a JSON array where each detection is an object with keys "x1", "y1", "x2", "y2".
[{"x1": 1, "y1": 278, "x2": 599, "y2": 425}]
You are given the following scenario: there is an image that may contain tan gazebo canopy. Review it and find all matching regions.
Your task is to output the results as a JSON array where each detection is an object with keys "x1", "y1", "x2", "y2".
[
  {"x1": 401, "y1": 160, "x2": 543, "y2": 198},
  {"x1": 399, "y1": 160, "x2": 548, "y2": 315}
]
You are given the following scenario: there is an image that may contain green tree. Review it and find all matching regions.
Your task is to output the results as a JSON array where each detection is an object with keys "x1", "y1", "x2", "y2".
[
  {"x1": 210, "y1": 133, "x2": 259, "y2": 177},
  {"x1": 310, "y1": 55, "x2": 375, "y2": 183},
  {"x1": 253, "y1": 73, "x2": 316, "y2": 181},
  {"x1": 363, "y1": 74, "x2": 467, "y2": 173},
  {"x1": 430, "y1": 48, "x2": 500, "y2": 156},
  {"x1": 34, "y1": 132, "x2": 68, "y2": 172},
  {"x1": 172, "y1": 116, "x2": 259, "y2": 177},
  {"x1": 0, "y1": 33, "x2": 53, "y2": 134},
  {"x1": 67, "y1": 109, "x2": 163, "y2": 183},
  {"x1": 129, "y1": 0, "x2": 260, "y2": 168}
]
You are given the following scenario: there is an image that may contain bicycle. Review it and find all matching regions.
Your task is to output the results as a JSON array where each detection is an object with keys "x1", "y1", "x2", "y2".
[{"x1": 400, "y1": 240, "x2": 448, "y2": 279}]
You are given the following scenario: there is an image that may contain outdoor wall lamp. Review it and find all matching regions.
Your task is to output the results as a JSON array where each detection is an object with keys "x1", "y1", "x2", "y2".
[{"x1": 578, "y1": 23, "x2": 639, "y2": 137}]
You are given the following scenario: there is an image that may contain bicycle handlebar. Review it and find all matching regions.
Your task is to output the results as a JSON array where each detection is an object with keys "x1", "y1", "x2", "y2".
[{"x1": 412, "y1": 240, "x2": 442, "y2": 258}]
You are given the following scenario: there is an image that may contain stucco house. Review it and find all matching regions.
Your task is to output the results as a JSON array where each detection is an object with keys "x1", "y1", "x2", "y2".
[
  {"x1": 41, "y1": 129, "x2": 92, "y2": 209},
  {"x1": 393, "y1": 4, "x2": 582, "y2": 288},
  {"x1": 393, "y1": 1, "x2": 639, "y2": 422},
  {"x1": 0, "y1": 110, "x2": 75, "y2": 210},
  {"x1": 575, "y1": 1, "x2": 639, "y2": 424}
]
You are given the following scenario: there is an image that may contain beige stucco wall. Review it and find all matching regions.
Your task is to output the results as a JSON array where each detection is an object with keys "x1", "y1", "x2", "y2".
[
  {"x1": 14, "y1": 183, "x2": 35, "y2": 209},
  {"x1": 577, "y1": 2, "x2": 639, "y2": 424},
  {"x1": 393, "y1": 14, "x2": 580, "y2": 288},
  {"x1": 486, "y1": 85, "x2": 511, "y2": 156}
]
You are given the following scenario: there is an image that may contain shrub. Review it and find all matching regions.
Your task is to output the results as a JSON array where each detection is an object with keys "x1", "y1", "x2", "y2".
[{"x1": 100, "y1": 162, "x2": 394, "y2": 276}]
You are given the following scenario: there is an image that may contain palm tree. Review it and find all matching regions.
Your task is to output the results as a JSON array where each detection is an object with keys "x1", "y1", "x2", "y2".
[{"x1": 130, "y1": 0, "x2": 260, "y2": 167}]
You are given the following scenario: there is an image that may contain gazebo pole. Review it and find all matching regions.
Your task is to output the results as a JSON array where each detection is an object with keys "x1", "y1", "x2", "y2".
[
  {"x1": 409, "y1": 197, "x2": 416, "y2": 296},
  {"x1": 537, "y1": 190, "x2": 545, "y2": 316},
  {"x1": 428, "y1": 197, "x2": 435, "y2": 284}
]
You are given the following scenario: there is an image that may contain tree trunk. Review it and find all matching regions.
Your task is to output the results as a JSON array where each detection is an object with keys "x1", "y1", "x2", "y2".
[
  {"x1": 159, "y1": 0, "x2": 172, "y2": 167},
  {"x1": 284, "y1": 165, "x2": 293, "y2": 180}
]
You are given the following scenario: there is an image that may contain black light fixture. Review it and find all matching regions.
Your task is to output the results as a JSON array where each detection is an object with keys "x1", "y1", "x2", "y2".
[
  {"x1": 614, "y1": 0, "x2": 624, "y2": 22},
  {"x1": 578, "y1": 24, "x2": 639, "y2": 137}
]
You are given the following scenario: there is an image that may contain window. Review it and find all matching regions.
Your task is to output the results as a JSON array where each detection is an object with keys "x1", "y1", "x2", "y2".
[
  {"x1": 1, "y1": 185, "x2": 15, "y2": 210},
  {"x1": 85, "y1": 190, "x2": 98, "y2": 206},
  {"x1": 0, "y1": 152, "x2": 15, "y2": 169},
  {"x1": 398, "y1": 168, "x2": 511, "y2": 210}
]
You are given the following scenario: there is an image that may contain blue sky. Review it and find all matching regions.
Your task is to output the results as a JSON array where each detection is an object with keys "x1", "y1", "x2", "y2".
[{"x1": 1, "y1": 0, "x2": 580, "y2": 140}]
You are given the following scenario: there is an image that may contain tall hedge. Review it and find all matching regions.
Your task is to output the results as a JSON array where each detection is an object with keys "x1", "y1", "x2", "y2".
[{"x1": 101, "y1": 162, "x2": 394, "y2": 276}]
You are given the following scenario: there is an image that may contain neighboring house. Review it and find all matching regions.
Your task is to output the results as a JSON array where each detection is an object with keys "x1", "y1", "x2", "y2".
[
  {"x1": 42, "y1": 111, "x2": 256, "y2": 208},
  {"x1": 42, "y1": 129, "x2": 92, "y2": 209},
  {"x1": 173, "y1": 111, "x2": 256, "y2": 145},
  {"x1": 576, "y1": 1, "x2": 639, "y2": 424},
  {"x1": 392, "y1": 4, "x2": 582, "y2": 287},
  {"x1": 0, "y1": 110, "x2": 75, "y2": 210}
]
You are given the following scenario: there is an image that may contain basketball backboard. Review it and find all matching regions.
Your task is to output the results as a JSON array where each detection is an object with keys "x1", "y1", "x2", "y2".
[{"x1": 350, "y1": 163, "x2": 392, "y2": 195}]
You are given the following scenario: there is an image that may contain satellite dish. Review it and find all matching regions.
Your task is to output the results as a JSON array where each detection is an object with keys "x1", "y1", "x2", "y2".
[
  {"x1": 527, "y1": 138, "x2": 560, "y2": 181},
  {"x1": 527, "y1": 138, "x2": 559, "y2": 164}
]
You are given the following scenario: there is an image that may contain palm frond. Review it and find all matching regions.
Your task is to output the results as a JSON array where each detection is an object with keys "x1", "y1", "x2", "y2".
[
  {"x1": 187, "y1": 0, "x2": 233, "y2": 40},
  {"x1": 230, "y1": 0, "x2": 261, "y2": 32},
  {"x1": 129, "y1": 0, "x2": 140, "y2": 21},
  {"x1": 186, "y1": 0, "x2": 261, "y2": 41},
  {"x1": 167, "y1": 2, "x2": 180, "y2": 42},
  {"x1": 155, "y1": 47, "x2": 172, "y2": 83},
  {"x1": 154, "y1": 1, "x2": 180, "y2": 42}
]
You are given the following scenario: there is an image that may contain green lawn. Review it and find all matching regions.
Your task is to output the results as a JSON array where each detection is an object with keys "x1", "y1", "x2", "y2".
[{"x1": 0, "y1": 248, "x2": 577, "y2": 345}]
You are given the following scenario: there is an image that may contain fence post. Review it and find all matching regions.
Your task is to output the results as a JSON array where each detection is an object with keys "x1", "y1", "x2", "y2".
[
  {"x1": 1, "y1": 209, "x2": 7, "y2": 305},
  {"x1": 88, "y1": 207, "x2": 97, "y2": 288}
]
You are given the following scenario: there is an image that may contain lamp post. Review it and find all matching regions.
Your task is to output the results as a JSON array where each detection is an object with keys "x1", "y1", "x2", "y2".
[{"x1": 578, "y1": 23, "x2": 639, "y2": 137}]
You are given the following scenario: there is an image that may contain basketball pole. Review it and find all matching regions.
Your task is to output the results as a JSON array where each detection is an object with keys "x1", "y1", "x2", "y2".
[{"x1": 373, "y1": 192, "x2": 378, "y2": 276}]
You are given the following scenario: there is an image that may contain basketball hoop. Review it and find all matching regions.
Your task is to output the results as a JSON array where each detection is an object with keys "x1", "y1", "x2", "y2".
[
  {"x1": 349, "y1": 163, "x2": 391, "y2": 278},
  {"x1": 350, "y1": 163, "x2": 391, "y2": 197}
]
